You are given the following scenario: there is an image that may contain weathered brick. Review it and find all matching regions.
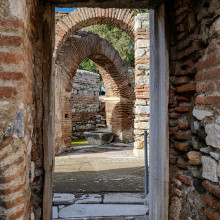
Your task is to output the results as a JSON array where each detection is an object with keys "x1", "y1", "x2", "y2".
[
  {"x1": 0, "y1": 87, "x2": 17, "y2": 98},
  {"x1": 175, "y1": 83, "x2": 196, "y2": 93},
  {"x1": 195, "y1": 96, "x2": 220, "y2": 105},
  {"x1": 0, "y1": 35, "x2": 22, "y2": 46},
  {"x1": 177, "y1": 174, "x2": 192, "y2": 185},
  {"x1": 174, "y1": 141, "x2": 190, "y2": 151},
  {"x1": 0, "y1": 52, "x2": 23, "y2": 64},
  {"x1": 204, "y1": 207, "x2": 220, "y2": 220},
  {"x1": 175, "y1": 105, "x2": 191, "y2": 113},
  {"x1": 204, "y1": 194, "x2": 220, "y2": 212},
  {"x1": 202, "y1": 181, "x2": 220, "y2": 200},
  {"x1": 196, "y1": 55, "x2": 220, "y2": 71},
  {"x1": 0, "y1": 72, "x2": 24, "y2": 81},
  {"x1": 174, "y1": 131, "x2": 191, "y2": 140}
]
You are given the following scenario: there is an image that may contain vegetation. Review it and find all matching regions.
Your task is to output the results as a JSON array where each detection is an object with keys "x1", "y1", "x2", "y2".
[{"x1": 71, "y1": 139, "x2": 89, "y2": 147}]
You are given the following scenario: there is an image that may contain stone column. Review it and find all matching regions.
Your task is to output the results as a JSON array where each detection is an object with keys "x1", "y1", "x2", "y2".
[{"x1": 133, "y1": 13, "x2": 150, "y2": 156}]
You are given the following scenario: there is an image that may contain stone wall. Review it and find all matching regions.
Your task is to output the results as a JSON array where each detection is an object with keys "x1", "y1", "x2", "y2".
[
  {"x1": 71, "y1": 70, "x2": 100, "y2": 139},
  {"x1": 168, "y1": 0, "x2": 220, "y2": 219},
  {"x1": 133, "y1": 13, "x2": 150, "y2": 154}
]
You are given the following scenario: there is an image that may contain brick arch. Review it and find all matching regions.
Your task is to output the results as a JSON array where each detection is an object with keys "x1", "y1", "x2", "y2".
[
  {"x1": 55, "y1": 32, "x2": 134, "y2": 148},
  {"x1": 56, "y1": 32, "x2": 133, "y2": 97},
  {"x1": 55, "y1": 8, "x2": 135, "y2": 57}
]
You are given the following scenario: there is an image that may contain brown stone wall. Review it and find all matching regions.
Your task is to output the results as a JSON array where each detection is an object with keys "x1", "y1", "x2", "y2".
[{"x1": 168, "y1": 0, "x2": 220, "y2": 219}]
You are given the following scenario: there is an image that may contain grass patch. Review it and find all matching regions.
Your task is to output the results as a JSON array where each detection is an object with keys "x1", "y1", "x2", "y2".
[{"x1": 71, "y1": 139, "x2": 89, "y2": 147}]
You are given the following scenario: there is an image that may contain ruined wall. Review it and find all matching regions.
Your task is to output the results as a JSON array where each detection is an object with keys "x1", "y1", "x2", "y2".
[
  {"x1": 55, "y1": 33, "x2": 135, "y2": 149},
  {"x1": 71, "y1": 70, "x2": 100, "y2": 139},
  {"x1": 0, "y1": 0, "x2": 54, "y2": 219},
  {"x1": 168, "y1": 0, "x2": 220, "y2": 219}
]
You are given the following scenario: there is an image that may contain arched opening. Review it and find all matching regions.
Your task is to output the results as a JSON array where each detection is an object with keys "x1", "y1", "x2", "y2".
[{"x1": 55, "y1": 32, "x2": 135, "y2": 152}]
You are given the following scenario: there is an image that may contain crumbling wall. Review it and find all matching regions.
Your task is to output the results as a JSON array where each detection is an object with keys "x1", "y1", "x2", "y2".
[
  {"x1": 168, "y1": 0, "x2": 220, "y2": 219},
  {"x1": 71, "y1": 70, "x2": 100, "y2": 139},
  {"x1": 0, "y1": 0, "x2": 53, "y2": 219}
]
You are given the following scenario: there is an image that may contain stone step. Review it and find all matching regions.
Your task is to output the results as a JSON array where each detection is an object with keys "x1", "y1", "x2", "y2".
[{"x1": 53, "y1": 204, "x2": 148, "y2": 219}]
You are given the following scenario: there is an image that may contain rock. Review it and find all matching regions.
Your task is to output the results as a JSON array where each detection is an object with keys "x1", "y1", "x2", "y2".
[
  {"x1": 200, "y1": 147, "x2": 212, "y2": 154},
  {"x1": 135, "y1": 106, "x2": 150, "y2": 115},
  {"x1": 205, "y1": 124, "x2": 220, "y2": 149},
  {"x1": 187, "y1": 151, "x2": 202, "y2": 165},
  {"x1": 202, "y1": 156, "x2": 218, "y2": 183},
  {"x1": 84, "y1": 131, "x2": 114, "y2": 146},
  {"x1": 210, "y1": 152, "x2": 220, "y2": 161},
  {"x1": 193, "y1": 109, "x2": 212, "y2": 120},
  {"x1": 190, "y1": 136, "x2": 203, "y2": 150},
  {"x1": 135, "y1": 49, "x2": 146, "y2": 58}
]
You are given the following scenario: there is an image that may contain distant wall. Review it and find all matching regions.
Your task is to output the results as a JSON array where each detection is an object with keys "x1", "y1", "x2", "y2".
[{"x1": 71, "y1": 70, "x2": 100, "y2": 139}]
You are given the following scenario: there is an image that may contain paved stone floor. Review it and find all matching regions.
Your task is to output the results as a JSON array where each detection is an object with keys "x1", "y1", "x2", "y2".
[{"x1": 53, "y1": 143, "x2": 148, "y2": 219}]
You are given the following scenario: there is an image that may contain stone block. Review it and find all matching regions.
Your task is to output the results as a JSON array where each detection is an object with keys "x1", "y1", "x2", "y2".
[
  {"x1": 135, "y1": 106, "x2": 150, "y2": 115},
  {"x1": 135, "y1": 99, "x2": 146, "y2": 106},
  {"x1": 137, "y1": 40, "x2": 149, "y2": 48},
  {"x1": 202, "y1": 156, "x2": 218, "y2": 183},
  {"x1": 134, "y1": 122, "x2": 149, "y2": 130},
  {"x1": 193, "y1": 109, "x2": 212, "y2": 120},
  {"x1": 205, "y1": 124, "x2": 220, "y2": 149},
  {"x1": 135, "y1": 49, "x2": 146, "y2": 58},
  {"x1": 187, "y1": 151, "x2": 202, "y2": 165}
]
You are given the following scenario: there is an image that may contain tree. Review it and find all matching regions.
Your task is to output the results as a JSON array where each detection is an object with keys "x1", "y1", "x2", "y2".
[{"x1": 83, "y1": 24, "x2": 134, "y2": 67}]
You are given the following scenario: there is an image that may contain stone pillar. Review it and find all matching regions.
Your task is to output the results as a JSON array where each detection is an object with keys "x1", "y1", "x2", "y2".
[{"x1": 133, "y1": 13, "x2": 150, "y2": 155}]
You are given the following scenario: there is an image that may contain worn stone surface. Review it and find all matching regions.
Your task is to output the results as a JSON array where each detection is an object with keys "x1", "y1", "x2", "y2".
[
  {"x1": 187, "y1": 151, "x2": 202, "y2": 165},
  {"x1": 205, "y1": 124, "x2": 220, "y2": 149},
  {"x1": 202, "y1": 156, "x2": 218, "y2": 183}
]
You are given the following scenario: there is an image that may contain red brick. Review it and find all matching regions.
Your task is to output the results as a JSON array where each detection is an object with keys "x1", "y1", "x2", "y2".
[
  {"x1": 196, "y1": 81, "x2": 216, "y2": 93},
  {"x1": 196, "y1": 55, "x2": 220, "y2": 71},
  {"x1": 204, "y1": 194, "x2": 220, "y2": 213},
  {"x1": 171, "y1": 148, "x2": 181, "y2": 156},
  {"x1": 202, "y1": 181, "x2": 220, "y2": 200},
  {"x1": 195, "y1": 96, "x2": 220, "y2": 105},
  {"x1": 171, "y1": 76, "x2": 191, "y2": 85},
  {"x1": 176, "y1": 96, "x2": 191, "y2": 102},
  {"x1": 7, "y1": 207, "x2": 25, "y2": 220},
  {"x1": 170, "y1": 157, "x2": 178, "y2": 164},
  {"x1": 175, "y1": 83, "x2": 196, "y2": 93},
  {"x1": 169, "y1": 89, "x2": 175, "y2": 104},
  {"x1": 175, "y1": 67, "x2": 196, "y2": 76},
  {"x1": 169, "y1": 113, "x2": 182, "y2": 119},
  {"x1": 174, "y1": 141, "x2": 190, "y2": 151},
  {"x1": 196, "y1": 67, "x2": 220, "y2": 81},
  {"x1": 0, "y1": 196, "x2": 25, "y2": 209},
  {"x1": 0, "y1": 35, "x2": 22, "y2": 46},
  {"x1": 175, "y1": 105, "x2": 191, "y2": 113},
  {"x1": 177, "y1": 163, "x2": 188, "y2": 169},
  {"x1": 204, "y1": 207, "x2": 220, "y2": 220},
  {"x1": 174, "y1": 131, "x2": 191, "y2": 140},
  {"x1": 177, "y1": 123, "x2": 189, "y2": 130},
  {"x1": 0, "y1": 87, "x2": 17, "y2": 98},
  {"x1": 169, "y1": 127, "x2": 176, "y2": 135},
  {"x1": 177, "y1": 174, "x2": 192, "y2": 185},
  {"x1": 0, "y1": 72, "x2": 24, "y2": 81},
  {"x1": 0, "y1": 52, "x2": 23, "y2": 64},
  {"x1": 0, "y1": 19, "x2": 23, "y2": 30}
]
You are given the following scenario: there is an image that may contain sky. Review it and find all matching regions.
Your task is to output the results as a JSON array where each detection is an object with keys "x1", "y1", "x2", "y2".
[{"x1": 55, "y1": 7, "x2": 77, "y2": 12}]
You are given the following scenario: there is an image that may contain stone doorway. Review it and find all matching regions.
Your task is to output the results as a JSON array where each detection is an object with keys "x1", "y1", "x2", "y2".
[{"x1": 52, "y1": 7, "x2": 152, "y2": 219}]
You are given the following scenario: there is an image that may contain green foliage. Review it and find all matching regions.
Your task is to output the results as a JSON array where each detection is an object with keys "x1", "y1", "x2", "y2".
[
  {"x1": 79, "y1": 10, "x2": 151, "y2": 71},
  {"x1": 131, "y1": 9, "x2": 151, "y2": 15},
  {"x1": 83, "y1": 24, "x2": 134, "y2": 67},
  {"x1": 79, "y1": 58, "x2": 99, "y2": 73}
]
